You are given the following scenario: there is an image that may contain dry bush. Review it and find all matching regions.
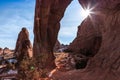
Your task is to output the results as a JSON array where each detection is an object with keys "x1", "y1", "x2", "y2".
[
  {"x1": 55, "y1": 52, "x2": 75, "y2": 71},
  {"x1": 18, "y1": 58, "x2": 41, "y2": 80}
]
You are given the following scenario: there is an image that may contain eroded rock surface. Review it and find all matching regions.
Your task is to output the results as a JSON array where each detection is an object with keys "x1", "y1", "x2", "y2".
[
  {"x1": 15, "y1": 27, "x2": 32, "y2": 63},
  {"x1": 50, "y1": 0, "x2": 120, "y2": 80},
  {"x1": 14, "y1": 27, "x2": 33, "y2": 79},
  {"x1": 68, "y1": 18, "x2": 102, "y2": 57},
  {"x1": 33, "y1": 0, "x2": 120, "y2": 80},
  {"x1": 33, "y1": 0, "x2": 72, "y2": 70}
]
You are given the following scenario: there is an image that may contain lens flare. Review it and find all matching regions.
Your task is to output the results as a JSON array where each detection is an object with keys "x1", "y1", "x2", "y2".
[{"x1": 81, "y1": 9, "x2": 91, "y2": 18}]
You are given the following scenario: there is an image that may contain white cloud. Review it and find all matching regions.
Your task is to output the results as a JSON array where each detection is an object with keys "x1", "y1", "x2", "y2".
[
  {"x1": 0, "y1": 0, "x2": 85, "y2": 47},
  {"x1": 58, "y1": 26, "x2": 77, "y2": 37},
  {"x1": 0, "y1": 1, "x2": 35, "y2": 49},
  {"x1": 58, "y1": 25, "x2": 79, "y2": 45},
  {"x1": 0, "y1": 39, "x2": 16, "y2": 49},
  {"x1": 58, "y1": 0, "x2": 84, "y2": 44}
]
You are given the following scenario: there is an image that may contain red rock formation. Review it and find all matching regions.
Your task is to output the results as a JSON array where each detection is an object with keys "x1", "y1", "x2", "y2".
[
  {"x1": 50, "y1": 0, "x2": 120, "y2": 80},
  {"x1": 53, "y1": 40, "x2": 61, "y2": 52},
  {"x1": 15, "y1": 27, "x2": 33, "y2": 62},
  {"x1": 33, "y1": 0, "x2": 72, "y2": 70},
  {"x1": 68, "y1": 18, "x2": 101, "y2": 55},
  {"x1": 15, "y1": 27, "x2": 33, "y2": 79}
]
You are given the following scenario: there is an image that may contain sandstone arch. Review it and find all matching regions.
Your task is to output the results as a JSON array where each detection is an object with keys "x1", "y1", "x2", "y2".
[
  {"x1": 33, "y1": 0, "x2": 72, "y2": 70},
  {"x1": 33, "y1": 0, "x2": 120, "y2": 80}
]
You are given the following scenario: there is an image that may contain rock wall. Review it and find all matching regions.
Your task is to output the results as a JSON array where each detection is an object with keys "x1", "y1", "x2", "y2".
[
  {"x1": 79, "y1": 0, "x2": 120, "y2": 71},
  {"x1": 33, "y1": 0, "x2": 72, "y2": 70},
  {"x1": 50, "y1": 0, "x2": 120, "y2": 80},
  {"x1": 68, "y1": 18, "x2": 102, "y2": 56}
]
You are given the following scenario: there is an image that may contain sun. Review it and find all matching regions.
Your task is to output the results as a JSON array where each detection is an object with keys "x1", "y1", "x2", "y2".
[
  {"x1": 81, "y1": 9, "x2": 92, "y2": 18},
  {"x1": 85, "y1": 9, "x2": 91, "y2": 16}
]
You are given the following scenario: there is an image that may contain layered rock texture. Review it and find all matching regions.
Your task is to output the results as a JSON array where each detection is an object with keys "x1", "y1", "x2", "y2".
[
  {"x1": 33, "y1": 0, "x2": 72, "y2": 70},
  {"x1": 50, "y1": 0, "x2": 120, "y2": 80},
  {"x1": 15, "y1": 27, "x2": 32, "y2": 63}
]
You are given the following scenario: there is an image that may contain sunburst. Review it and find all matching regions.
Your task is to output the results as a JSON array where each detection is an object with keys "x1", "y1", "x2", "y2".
[{"x1": 81, "y1": 4, "x2": 95, "y2": 19}]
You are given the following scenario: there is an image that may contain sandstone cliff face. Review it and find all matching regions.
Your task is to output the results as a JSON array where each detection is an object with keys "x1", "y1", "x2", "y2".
[
  {"x1": 33, "y1": 0, "x2": 72, "y2": 70},
  {"x1": 15, "y1": 27, "x2": 32, "y2": 62},
  {"x1": 50, "y1": 0, "x2": 120, "y2": 80}
]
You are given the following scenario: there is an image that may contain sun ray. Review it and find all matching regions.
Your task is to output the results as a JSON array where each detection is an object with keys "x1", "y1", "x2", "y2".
[
  {"x1": 81, "y1": 4, "x2": 96, "y2": 19},
  {"x1": 81, "y1": 9, "x2": 91, "y2": 18}
]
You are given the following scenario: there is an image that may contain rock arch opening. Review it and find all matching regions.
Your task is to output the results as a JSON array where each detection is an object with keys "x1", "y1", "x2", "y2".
[
  {"x1": 56, "y1": 0, "x2": 103, "y2": 69},
  {"x1": 33, "y1": 0, "x2": 103, "y2": 71},
  {"x1": 58, "y1": 0, "x2": 86, "y2": 45}
]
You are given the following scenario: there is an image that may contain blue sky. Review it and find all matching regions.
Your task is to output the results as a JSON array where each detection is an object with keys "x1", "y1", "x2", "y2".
[{"x1": 0, "y1": 0, "x2": 85, "y2": 49}]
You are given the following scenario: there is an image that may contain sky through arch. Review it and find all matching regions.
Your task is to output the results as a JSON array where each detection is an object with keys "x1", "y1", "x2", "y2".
[{"x1": 58, "y1": 0, "x2": 85, "y2": 45}]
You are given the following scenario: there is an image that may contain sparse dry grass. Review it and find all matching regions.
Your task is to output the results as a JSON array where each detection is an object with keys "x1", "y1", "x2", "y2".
[{"x1": 54, "y1": 52, "x2": 75, "y2": 72}]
